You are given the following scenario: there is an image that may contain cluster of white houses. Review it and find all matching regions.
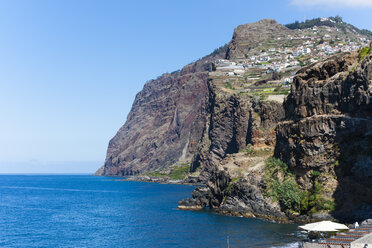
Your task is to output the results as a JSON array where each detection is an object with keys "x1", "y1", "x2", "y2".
[
  {"x1": 215, "y1": 59, "x2": 245, "y2": 76},
  {"x1": 215, "y1": 36, "x2": 370, "y2": 79}
]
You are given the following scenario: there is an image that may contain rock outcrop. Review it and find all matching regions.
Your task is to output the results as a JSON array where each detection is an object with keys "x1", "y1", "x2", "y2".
[
  {"x1": 98, "y1": 18, "x2": 371, "y2": 223},
  {"x1": 275, "y1": 51, "x2": 372, "y2": 221},
  {"x1": 98, "y1": 19, "x2": 291, "y2": 176},
  {"x1": 226, "y1": 19, "x2": 291, "y2": 60},
  {"x1": 98, "y1": 52, "x2": 227, "y2": 176},
  {"x1": 179, "y1": 163, "x2": 287, "y2": 220},
  {"x1": 100, "y1": 72, "x2": 209, "y2": 176},
  {"x1": 180, "y1": 51, "x2": 372, "y2": 223},
  {"x1": 179, "y1": 77, "x2": 286, "y2": 220}
]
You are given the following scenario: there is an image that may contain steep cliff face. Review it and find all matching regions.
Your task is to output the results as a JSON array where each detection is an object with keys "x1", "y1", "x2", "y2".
[
  {"x1": 180, "y1": 76, "x2": 286, "y2": 220},
  {"x1": 190, "y1": 82, "x2": 255, "y2": 176},
  {"x1": 283, "y1": 52, "x2": 370, "y2": 120},
  {"x1": 99, "y1": 53, "x2": 224, "y2": 176},
  {"x1": 180, "y1": 51, "x2": 372, "y2": 223},
  {"x1": 99, "y1": 18, "x2": 371, "y2": 222},
  {"x1": 101, "y1": 72, "x2": 208, "y2": 176},
  {"x1": 275, "y1": 51, "x2": 372, "y2": 221},
  {"x1": 190, "y1": 79, "x2": 284, "y2": 177},
  {"x1": 98, "y1": 19, "x2": 292, "y2": 177}
]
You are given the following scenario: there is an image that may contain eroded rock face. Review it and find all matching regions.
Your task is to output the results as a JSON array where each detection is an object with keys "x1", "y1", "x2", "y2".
[
  {"x1": 220, "y1": 177, "x2": 285, "y2": 220},
  {"x1": 188, "y1": 82, "x2": 255, "y2": 180},
  {"x1": 179, "y1": 160, "x2": 286, "y2": 221},
  {"x1": 259, "y1": 101, "x2": 286, "y2": 129},
  {"x1": 226, "y1": 19, "x2": 291, "y2": 60},
  {"x1": 97, "y1": 41, "x2": 227, "y2": 176},
  {"x1": 179, "y1": 77, "x2": 286, "y2": 220},
  {"x1": 275, "y1": 52, "x2": 372, "y2": 221},
  {"x1": 189, "y1": 79, "x2": 284, "y2": 177},
  {"x1": 285, "y1": 53, "x2": 371, "y2": 120},
  {"x1": 98, "y1": 18, "x2": 371, "y2": 223},
  {"x1": 182, "y1": 52, "x2": 372, "y2": 223},
  {"x1": 100, "y1": 71, "x2": 210, "y2": 176},
  {"x1": 98, "y1": 18, "x2": 289, "y2": 177}
]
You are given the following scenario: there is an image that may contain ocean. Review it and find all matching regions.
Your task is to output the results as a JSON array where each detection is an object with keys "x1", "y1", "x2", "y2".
[{"x1": 0, "y1": 175, "x2": 303, "y2": 247}]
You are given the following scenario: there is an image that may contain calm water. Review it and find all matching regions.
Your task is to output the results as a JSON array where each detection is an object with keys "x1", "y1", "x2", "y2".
[{"x1": 0, "y1": 175, "x2": 303, "y2": 247}]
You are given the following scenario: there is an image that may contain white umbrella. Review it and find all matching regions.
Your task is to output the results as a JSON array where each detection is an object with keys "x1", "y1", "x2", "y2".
[{"x1": 299, "y1": 221, "x2": 349, "y2": 232}]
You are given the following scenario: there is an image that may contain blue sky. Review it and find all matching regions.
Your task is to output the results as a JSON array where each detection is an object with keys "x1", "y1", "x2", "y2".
[{"x1": 1, "y1": 0, "x2": 372, "y2": 173}]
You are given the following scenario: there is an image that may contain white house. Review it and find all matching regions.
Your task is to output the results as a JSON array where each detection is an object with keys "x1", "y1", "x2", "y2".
[{"x1": 303, "y1": 48, "x2": 311, "y2": 54}]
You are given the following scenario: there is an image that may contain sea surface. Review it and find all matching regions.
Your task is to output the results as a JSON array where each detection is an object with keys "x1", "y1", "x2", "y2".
[{"x1": 0, "y1": 175, "x2": 303, "y2": 247}]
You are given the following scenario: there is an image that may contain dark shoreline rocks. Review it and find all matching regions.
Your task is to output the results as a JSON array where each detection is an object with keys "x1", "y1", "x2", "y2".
[
  {"x1": 97, "y1": 19, "x2": 372, "y2": 224},
  {"x1": 179, "y1": 52, "x2": 372, "y2": 224},
  {"x1": 118, "y1": 175, "x2": 188, "y2": 185}
]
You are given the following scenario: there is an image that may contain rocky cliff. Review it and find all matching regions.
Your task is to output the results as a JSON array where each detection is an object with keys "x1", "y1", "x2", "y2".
[
  {"x1": 181, "y1": 50, "x2": 372, "y2": 223},
  {"x1": 100, "y1": 72, "x2": 207, "y2": 176},
  {"x1": 179, "y1": 76, "x2": 287, "y2": 220},
  {"x1": 97, "y1": 47, "x2": 227, "y2": 176},
  {"x1": 98, "y1": 18, "x2": 371, "y2": 223},
  {"x1": 226, "y1": 19, "x2": 291, "y2": 60},
  {"x1": 275, "y1": 51, "x2": 372, "y2": 221},
  {"x1": 97, "y1": 19, "x2": 290, "y2": 177}
]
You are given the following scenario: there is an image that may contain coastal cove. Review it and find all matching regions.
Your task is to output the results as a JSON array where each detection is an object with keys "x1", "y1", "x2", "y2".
[
  {"x1": 98, "y1": 18, "x2": 372, "y2": 223},
  {"x1": 0, "y1": 175, "x2": 303, "y2": 248},
  {"x1": 2, "y1": 1, "x2": 372, "y2": 247}
]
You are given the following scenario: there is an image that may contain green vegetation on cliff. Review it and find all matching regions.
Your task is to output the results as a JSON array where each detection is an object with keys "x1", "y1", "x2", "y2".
[
  {"x1": 168, "y1": 165, "x2": 191, "y2": 180},
  {"x1": 223, "y1": 177, "x2": 241, "y2": 204},
  {"x1": 264, "y1": 158, "x2": 336, "y2": 215},
  {"x1": 301, "y1": 180, "x2": 336, "y2": 215},
  {"x1": 359, "y1": 46, "x2": 372, "y2": 61},
  {"x1": 241, "y1": 144, "x2": 272, "y2": 157},
  {"x1": 148, "y1": 163, "x2": 190, "y2": 180},
  {"x1": 286, "y1": 16, "x2": 372, "y2": 37},
  {"x1": 264, "y1": 157, "x2": 302, "y2": 212},
  {"x1": 224, "y1": 82, "x2": 235, "y2": 90}
]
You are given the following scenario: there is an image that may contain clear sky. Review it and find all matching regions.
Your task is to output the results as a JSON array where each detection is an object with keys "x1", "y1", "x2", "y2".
[{"x1": 1, "y1": 0, "x2": 371, "y2": 173}]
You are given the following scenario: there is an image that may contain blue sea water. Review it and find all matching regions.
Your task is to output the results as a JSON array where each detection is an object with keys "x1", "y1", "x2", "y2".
[{"x1": 0, "y1": 175, "x2": 303, "y2": 247}]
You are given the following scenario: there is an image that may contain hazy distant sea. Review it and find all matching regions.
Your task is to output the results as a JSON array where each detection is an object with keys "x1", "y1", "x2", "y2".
[{"x1": 0, "y1": 175, "x2": 303, "y2": 247}]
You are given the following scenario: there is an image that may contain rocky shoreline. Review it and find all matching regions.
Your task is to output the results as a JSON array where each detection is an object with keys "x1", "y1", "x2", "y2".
[
  {"x1": 113, "y1": 175, "x2": 204, "y2": 186},
  {"x1": 178, "y1": 51, "x2": 372, "y2": 224},
  {"x1": 96, "y1": 19, "x2": 372, "y2": 225}
]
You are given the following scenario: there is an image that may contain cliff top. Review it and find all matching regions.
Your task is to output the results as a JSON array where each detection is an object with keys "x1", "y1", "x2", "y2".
[{"x1": 286, "y1": 16, "x2": 372, "y2": 37}]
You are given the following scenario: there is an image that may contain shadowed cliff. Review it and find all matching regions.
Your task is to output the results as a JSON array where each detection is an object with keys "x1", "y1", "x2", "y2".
[
  {"x1": 275, "y1": 51, "x2": 372, "y2": 221},
  {"x1": 97, "y1": 18, "x2": 371, "y2": 223}
]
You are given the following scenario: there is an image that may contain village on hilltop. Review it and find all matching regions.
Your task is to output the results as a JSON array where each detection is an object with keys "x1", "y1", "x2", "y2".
[{"x1": 211, "y1": 20, "x2": 371, "y2": 102}]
